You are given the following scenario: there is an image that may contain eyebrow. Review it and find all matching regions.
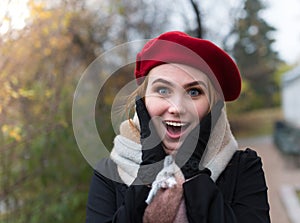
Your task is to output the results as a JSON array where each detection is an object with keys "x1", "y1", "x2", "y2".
[
  {"x1": 184, "y1": 81, "x2": 207, "y2": 89},
  {"x1": 151, "y1": 78, "x2": 207, "y2": 89},
  {"x1": 151, "y1": 78, "x2": 174, "y2": 87}
]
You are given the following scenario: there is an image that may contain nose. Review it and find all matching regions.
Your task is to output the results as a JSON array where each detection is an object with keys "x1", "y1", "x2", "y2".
[{"x1": 167, "y1": 97, "x2": 186, "y2": 115}]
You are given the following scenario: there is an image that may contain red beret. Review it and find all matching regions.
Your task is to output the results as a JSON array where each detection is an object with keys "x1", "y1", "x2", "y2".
[{"x1": 134, "y1": 31, "x2": 242, "y2": 101}]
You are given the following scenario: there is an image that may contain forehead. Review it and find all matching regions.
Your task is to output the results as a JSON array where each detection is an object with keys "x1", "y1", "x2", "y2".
[{"x1": 147, "y1": 63, "x2": 209, "y2": 84}]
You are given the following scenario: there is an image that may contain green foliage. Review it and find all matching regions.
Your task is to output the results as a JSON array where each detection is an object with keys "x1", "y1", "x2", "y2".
[
  {"x1": 0, "y1": 0, "x2": 171, "y2": 222},
  {"x1": 1, "y1": 1, "x2": 103, "y2": 222},
  {"x1": 1, "y1": 125, "x2": 91, "y2": 223},
  {"x1": 232, "y1": 0, "x2": 282, "y2": 110},
  {"x1": 95, "y1": 64, "x2": 136, "y2": 150}
]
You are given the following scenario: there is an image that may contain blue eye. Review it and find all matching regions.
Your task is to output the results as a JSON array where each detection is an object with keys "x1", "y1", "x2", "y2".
[
  {"x1": 157, "y1": 87, "x2": 170, "y2": 95},
  {"x1": 187, "y1": 88, "x2": 202, "y2": 97}
]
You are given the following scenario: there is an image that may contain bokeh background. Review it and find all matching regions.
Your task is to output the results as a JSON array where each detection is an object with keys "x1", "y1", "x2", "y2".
[{"x1": 1, "y1": 0, "x2": 300, "y2": 222}]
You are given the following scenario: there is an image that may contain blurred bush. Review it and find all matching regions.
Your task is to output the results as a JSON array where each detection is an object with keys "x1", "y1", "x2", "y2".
[{"x1": 0, "y1": 0, "x2": 169, "y2": 222}]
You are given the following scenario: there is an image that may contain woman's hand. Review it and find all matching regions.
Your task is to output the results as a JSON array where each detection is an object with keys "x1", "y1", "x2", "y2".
[
  {"x1": 175, "y1": 100, "x2": 224, "y2": 179},
  {"x1": 135, "y1": 96, "x2": 167, "y2": 184}
]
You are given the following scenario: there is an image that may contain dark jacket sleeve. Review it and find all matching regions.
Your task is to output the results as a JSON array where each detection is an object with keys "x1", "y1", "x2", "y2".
[
  {"x1": 183, "y1": 148, "x2": 270, "y2": 223},
  {"x1": 231, "y1": 149, "x2": 270, "y2": 222},
  {"x1": 86, "y1": 159, "x2": 150, "y2": 223}
]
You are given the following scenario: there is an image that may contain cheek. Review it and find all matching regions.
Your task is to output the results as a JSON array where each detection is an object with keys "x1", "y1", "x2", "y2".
[
  {"x1": 145, "y1": 97, "x2": 168, "y2": 140},
  {"x1": 194, "y1": 100, "x2": 210, "y2": 120},
  {"x1": 145, "y1": 97, "x2": 166, "y2": 117}
]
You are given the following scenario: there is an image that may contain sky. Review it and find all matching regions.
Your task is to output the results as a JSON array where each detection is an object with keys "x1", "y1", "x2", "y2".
[
  {"x1": 0, "y1": 0, "x2": 29, "y2": 33},
  {"x1": 263, "y1": 0, "x2": 300, "y2": 64},
  {"x1": 1, "y1": 0, "x2": 300, "y2": 64}
]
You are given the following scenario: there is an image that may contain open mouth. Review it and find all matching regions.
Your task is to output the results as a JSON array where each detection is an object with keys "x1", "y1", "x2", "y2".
[{"x1": 163, "y1": 121, "x2": 189, "y2": 138}]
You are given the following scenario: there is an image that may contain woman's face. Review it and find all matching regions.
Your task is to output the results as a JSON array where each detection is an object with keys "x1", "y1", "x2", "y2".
[{"x1": 145, "y1": 63, "x2": 210, "y2": 154}]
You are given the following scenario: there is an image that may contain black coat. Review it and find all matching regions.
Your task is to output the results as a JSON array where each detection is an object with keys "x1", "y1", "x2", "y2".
[{"x1": 86, "y1": 148, "x2": 270, "y2": 223}]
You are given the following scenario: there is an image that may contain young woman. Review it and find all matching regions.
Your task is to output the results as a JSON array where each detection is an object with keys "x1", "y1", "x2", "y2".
[{"x1": 86, "y1": 31, "x2": 270, "y2": 223}]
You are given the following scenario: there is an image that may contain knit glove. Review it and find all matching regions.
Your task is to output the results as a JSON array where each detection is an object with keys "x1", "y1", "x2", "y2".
[
  {"x1": 175, "y1": 100, "x2": 224, "y2": 179},
  {"x1": 135, "y1": 96, "x2": 167, "y2": 185}
]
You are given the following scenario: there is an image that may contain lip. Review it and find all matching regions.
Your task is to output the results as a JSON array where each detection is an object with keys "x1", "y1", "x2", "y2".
[{"x1": 163, "y1": 120, "x2": 190, "y2": 139}]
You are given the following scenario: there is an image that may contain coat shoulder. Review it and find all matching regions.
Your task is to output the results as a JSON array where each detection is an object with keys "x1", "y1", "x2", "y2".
[
  {"x1": 235, "y1": 148, "x2": 263, "y2": 170},
  {"x1": 94, "y1": 157, "x2": 123, "y2": 185},
  {"x1": 216, "y1": 148, "x2": 261, "y2": 202},
  {"x1": 234, "y1": 148, "x2": 259, "y2": 160}
]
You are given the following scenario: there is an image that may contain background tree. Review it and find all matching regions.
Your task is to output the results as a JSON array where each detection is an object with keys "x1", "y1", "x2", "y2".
[
  {"x1": 1, "y1": 1, "x2": 99, "y2": 222},
  {"x1": 0, "y1": 0, "x2": 170, "y2": 222},
  {"x1": 232, "y1": 0, "x2": 281, "y2": 110},
  {"x1": 178, "y1": 0, "x2": 283, "y2": 112},
  {"x1": 188, "y1": 0, "x2": 203, "y2": 38}
]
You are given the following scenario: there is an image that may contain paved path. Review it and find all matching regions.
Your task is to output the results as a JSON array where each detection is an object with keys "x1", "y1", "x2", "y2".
[{"x1": 238, "y1": 136, "x2": 300, "y2": 223}]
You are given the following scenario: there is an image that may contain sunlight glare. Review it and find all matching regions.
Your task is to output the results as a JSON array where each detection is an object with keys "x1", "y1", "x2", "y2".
[{"x1": 0, "y1": 0, "x2": 29, "y2": 34}]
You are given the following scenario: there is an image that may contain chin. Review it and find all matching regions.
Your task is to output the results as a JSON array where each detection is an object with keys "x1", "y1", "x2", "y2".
[{"x1": 162, "y1": 141, "x2": 183, "y2": 155}]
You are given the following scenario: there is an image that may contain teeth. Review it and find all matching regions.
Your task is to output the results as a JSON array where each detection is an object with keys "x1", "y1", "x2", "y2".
[{"x1": 165, "y1": 121, "x2": 186, "y2": 127}]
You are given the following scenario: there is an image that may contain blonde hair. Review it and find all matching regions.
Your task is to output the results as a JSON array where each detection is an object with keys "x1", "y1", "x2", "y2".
[{"x1": 124, "y1": 77, "x2": 149, "y2": 127}]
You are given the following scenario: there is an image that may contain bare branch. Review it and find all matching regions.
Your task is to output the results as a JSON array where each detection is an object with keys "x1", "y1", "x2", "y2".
[{"x1": 189, "y1": 0, "x2": 202, "y2": 38}]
